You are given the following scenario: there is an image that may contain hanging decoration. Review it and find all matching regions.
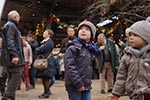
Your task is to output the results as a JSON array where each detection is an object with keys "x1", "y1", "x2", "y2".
[
  {"x1": 96, "y1": 16, "x2": 129, "y2": 43},
  {"x1": 34, "y1": 13, "x2": 128, "y2": 43},
  {"x1": 35, "y1": 17, "x2": 46, "y2": 37},
  {"x1": 34, "y1": 13, "x2": 76, "y2": 37},
  {"x1": 35, "y1": 24, "x2": 40, "y2": 37}
]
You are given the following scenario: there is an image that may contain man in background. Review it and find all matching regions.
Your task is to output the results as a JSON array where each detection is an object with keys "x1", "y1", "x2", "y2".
[
  {"x1": 60, "y1": 25, "x2": 76, "y2": 53},
  {"x1": 1, "y1": 10, "x2": 24, "y2": 100},
  {"x1": 26, "y1": 33, "x2": 39, "y2": 89}
]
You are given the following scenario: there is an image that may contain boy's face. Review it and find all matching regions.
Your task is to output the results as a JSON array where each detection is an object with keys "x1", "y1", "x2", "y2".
[
  {"x1": 22, "y1": 36, "x2": 26, "y2": 44},
  {"x1": 78, "y1": 26, "x2": 91, "y2": 41},
  {"x1": 128, "y1": 32, "x2": 147, "y2": 49},
  {"x1": 26, "y1": 36, "x2": 32, "y2": 42}
]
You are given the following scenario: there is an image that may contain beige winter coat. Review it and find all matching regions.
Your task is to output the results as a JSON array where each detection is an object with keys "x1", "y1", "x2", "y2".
[
  {"x1": 112, "y1": 47, "x2": 150, "y2": 99},
  {"x1": 23, "y1": 42, "x2": 32, "y2": 65}
]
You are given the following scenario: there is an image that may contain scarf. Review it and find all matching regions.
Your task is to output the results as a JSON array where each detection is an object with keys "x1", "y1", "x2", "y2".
[
  {"x1": 76, "y1": 38, "x2": 100, "y2": 55},
  {"x1": 41, "y1": 38, "x2": 50, "y2": 44},
  {"x1": 129, "y1": 44, "x2": 150, "y2": 58}
]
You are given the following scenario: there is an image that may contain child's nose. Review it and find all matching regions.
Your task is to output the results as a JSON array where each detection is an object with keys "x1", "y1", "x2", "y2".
[
  {"x1": 82, "y1": 29, "x2": 86, "y2": 32},
  {"x1": 129, "y1": 36, "x2": 134, "y2": 40}
]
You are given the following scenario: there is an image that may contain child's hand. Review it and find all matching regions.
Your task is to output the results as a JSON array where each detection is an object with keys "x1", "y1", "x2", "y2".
[
  {"x1": 108, "y1": 94, "x2": 119, "y2": 100},
  {"x1": 79, "y1": 86, "x2": 85, "y2": 91}
]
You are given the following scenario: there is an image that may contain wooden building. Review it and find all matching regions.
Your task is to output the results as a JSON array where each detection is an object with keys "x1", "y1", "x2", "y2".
[{"x1": 0, "y1": 0, "x2": 95, "y2": 47}]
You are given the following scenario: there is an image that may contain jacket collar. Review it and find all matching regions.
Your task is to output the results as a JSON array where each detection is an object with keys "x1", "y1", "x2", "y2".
[
  {"x1": 8, "y1": 19, "x2": 18, "y2": 26},
  {"x1": 73, "y1": 39, "x2": 83, "y2": 49},
  {"x1": 125, "y1": 45, "x2": 150, "y2": 58},
  {"x1": 41, "y1": 38, "x2": 50, "y2": 44}
]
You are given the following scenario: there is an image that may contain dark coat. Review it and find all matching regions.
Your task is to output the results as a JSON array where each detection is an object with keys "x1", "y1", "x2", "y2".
[
  {"x1": 28, "y1": 39, "x2": 39, "y2": 60},
  {"x1": 64, "y1": 40, "x2": 94, "y2": 91},
  {"x1": 35, "y1": 38, "x2": 54, "y2": 78},
  {"x1": 35, "y1": 38, "x2": 54, "y2": 58},
  {"x1": 95, "y1": 39, "x2": 118, "y2": 73},
  {"x1": 60, "y1": 36, "x2": 76, "y2": 53},
  {"x1": 1, "y1": 20, "x2": 24, "y2": 67}
]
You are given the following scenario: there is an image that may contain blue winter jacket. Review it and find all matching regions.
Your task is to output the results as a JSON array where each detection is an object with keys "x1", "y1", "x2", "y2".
[{"x1": 64, "y1": 40, "x2": 94, "y2": 91}]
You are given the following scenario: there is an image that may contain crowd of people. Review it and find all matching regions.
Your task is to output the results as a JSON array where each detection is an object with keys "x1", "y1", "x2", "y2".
[{"x1": 0, "y1": 10, "x2": 150, "y2": 100}]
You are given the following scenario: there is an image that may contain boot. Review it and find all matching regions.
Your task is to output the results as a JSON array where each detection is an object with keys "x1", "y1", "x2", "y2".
[
  {"x1": 38, "y1": 93, "x2": 49, "y2": 98},
  {"x1": 1, "y1": 97, "x2": 15, "y2": 100}
]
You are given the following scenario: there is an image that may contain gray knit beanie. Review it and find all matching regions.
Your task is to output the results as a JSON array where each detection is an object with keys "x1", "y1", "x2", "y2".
[
  {"x1": 126, "y1": 20, "x2": 150, "y2": 44},
  {"x1": 146, "y1": 16, "x2": 150, "y2": 22},
  {"x1": 77, "y1": 21, "x2": 96, "y2": 39}
]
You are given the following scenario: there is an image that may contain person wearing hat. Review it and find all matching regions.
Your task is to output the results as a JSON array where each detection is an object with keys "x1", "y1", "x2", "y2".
[
  {"x1": 1, "y1": 10, "x2": 24, "y2": 100},
  {"x1": 109, "y1": 19, "x2": 150, "y2": 100},
  {"x1": 64, "y1": 20, "x2": 99, "y2": 100}
]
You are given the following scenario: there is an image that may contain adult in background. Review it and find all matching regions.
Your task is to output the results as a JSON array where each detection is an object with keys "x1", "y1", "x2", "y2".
[
  {"x1": 108, "y1": 35, "x2": 120, "y2": 82},
  {"x1": 26, "y1": 33, "x2": 38, "y2": 89},
  {"x1": 1, "y1": 10, "x2": 24, "y2": 100},
  {"x1": 35, "y1": 29, "x2": 54, "y2": 98},
  {"x1": 95, "y1": 33, "x2": 118, "y2": 94},
  {"x1": 60, "y1": 25, "x2": 76, "y2": 53},
  {"x1": 60, "y1": 25, "x2": 76, "y2": 81}
]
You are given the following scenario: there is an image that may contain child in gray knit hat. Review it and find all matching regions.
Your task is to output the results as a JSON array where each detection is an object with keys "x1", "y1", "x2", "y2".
[
  {"x1": 109, "y1": 19, "x2": 150, "y2": 100},
  {"x1": 77, "y1": 20, "x2": 96, "y2": 39},
  {"x1": 64, "y1": 20, "x2": 99, "y2": 100}
]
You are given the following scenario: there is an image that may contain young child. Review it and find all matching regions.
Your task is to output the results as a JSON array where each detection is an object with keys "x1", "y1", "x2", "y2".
[
  {"x1": 64, "y1": 20, "x2": 99, "y2": 100},
  {"x1": 0, "y1": 37, "x2": 7, "y2": 96},
  {"x1": 16, "y1": 36, "x2": 32, "y2": 91},
  {"x1": 58, "y1": 53, "x2": 65, "y2": 80},
  {"x1": 109, "y1": 19, "x2": 150, "y2": 100}
]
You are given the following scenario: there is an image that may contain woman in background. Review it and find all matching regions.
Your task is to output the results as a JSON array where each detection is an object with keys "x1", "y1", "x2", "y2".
[{"x1": 35, "y1": 29, "x2": 54, "y2": 98}]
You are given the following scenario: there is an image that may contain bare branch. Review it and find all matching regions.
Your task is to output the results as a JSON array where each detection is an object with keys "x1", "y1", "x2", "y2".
[
  {"x1": 82, "y1": 0, "x2": 150, "y2": 22},
  {"x1": 115, "y1": 12, "x2": 146, "y2": 19}
]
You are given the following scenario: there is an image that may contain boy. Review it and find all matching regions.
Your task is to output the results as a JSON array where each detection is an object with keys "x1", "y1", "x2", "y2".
[
  {"x1": 0, "y1": 65, "x2": 7, "y2": 96},
  {"x1": 109, "y1": 19, "x2": 150, "y2": 100},
  {"x1": 64, "y1": 20, "x2": 99, "y2": 100},
  {"x1": 0, "y1": 37, "x2": 7, "y2": 96},
  {"x1": 16, "y1": 36, "x2": 32, "y2": 91}
]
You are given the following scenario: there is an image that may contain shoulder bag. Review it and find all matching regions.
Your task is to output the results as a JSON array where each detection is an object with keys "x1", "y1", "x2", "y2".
[{"x1": 33, "y1": 53, "x2": 51, "y2": 70}]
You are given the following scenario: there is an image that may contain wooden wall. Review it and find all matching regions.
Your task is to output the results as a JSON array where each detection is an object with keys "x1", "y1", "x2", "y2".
[{"x1": 0, "y1": 0, "x2": 35, "y2": 26}]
